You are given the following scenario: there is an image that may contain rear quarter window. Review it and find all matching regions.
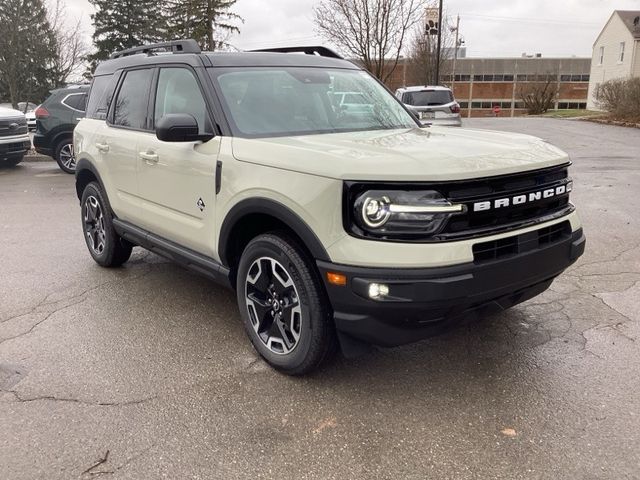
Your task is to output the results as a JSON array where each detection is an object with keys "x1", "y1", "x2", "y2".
[
  {"x1": 61, "y1": 93, "x2": 87, "y2": 112},
  {"x1": 86, "y1": 74, "x2": 117, "y2": 120}
]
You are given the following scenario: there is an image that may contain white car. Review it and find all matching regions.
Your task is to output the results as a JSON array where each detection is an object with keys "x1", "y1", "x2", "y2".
[
  {"x1": 395, "y1": 86, "x2": 462, "y2": 127},
  {"x1": 25, "y1": 108, "x2": 37, "y2": 131},
  {"x1": 0, "y1": 106, "x2": 31, "y2": 167}
]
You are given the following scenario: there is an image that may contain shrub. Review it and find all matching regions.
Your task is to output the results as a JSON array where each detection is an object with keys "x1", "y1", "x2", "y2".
[
  {"x1": 595, "y1": 77, "x2": 640, "y2": 121},
  {"x1": 518, "y1": 76, "x2": 556, "y2": 115}
]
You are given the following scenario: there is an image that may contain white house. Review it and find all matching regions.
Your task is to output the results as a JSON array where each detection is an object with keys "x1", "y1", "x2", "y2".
[{"x1": 587, "y1": 10, "x2": 640, "y2": 110}]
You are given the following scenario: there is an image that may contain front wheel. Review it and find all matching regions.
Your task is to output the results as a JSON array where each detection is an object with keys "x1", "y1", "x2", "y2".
[
  {"x1": 236, "y1": 233, "x2": 336, "y2": 375},
  {"x1": 80, "y1": 182, "x2": 133, "y2": 267},
  {"x1": 0, "y1": 155, "x2": 23, "y2": 167},
  {"x1": 55, "y1": 139, "x2": 76, "y2": 174}
]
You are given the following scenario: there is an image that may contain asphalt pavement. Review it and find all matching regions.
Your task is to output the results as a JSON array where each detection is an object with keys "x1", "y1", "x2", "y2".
[{"x1": 1, "y1": 117, "x2": 639, "y2": 479}]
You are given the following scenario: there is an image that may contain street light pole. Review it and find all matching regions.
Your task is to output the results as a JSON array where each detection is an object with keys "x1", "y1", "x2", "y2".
[
  {"x1": 434, "y1": 0, "x2": 443, "y2": 85},
  {"x1": 451, "y1": 15, "x2": 460, "y2": 90}
]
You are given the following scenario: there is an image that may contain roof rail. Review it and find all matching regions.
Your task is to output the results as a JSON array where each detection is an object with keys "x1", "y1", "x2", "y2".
[
  {"x1": 110, "y1": 39, "x2": 201, "y2": 59},
  {"x1": 249, "y1": 46, "x2": 343, "y2": 59}
]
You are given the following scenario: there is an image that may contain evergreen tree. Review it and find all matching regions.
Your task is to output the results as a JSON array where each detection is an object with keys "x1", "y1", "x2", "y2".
[
  {"x1": 166, "y1": 0, "x2": 242, "y2": 51},
  {"x1": 88, "y1": 0, "x2": 167, "y2": 66},
  {"x1": 0, "y1": 0, "x2": 59, "y2": 107}
]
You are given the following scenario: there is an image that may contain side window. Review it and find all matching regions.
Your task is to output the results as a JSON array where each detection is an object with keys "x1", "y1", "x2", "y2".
[
  {"x1": 154, "y1": 68, "x2": 209, "y2": 134},
  {"x1": 86, "y1": 75, "x2": 114, "y2": 119},
  {"x1": 113, "y1": 69, "x2": 153, "y2": 129},
  {"x1": 62, "y1": 93, "x2": 87, "y2": 112}
]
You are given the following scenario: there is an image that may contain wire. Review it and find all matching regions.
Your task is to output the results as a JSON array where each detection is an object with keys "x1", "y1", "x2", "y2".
[{"x1": 459, "y1": 13, "x2": 600, "y2": 27}]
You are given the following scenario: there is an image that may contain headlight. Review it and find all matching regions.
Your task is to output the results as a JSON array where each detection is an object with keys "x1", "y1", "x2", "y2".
[{"x1": 351, "y1": 189, "x2": 464, "y2": 240}]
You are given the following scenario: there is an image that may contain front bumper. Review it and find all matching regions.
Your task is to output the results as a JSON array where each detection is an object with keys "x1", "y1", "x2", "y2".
[
  {"x1": 0, "y1": 138, "x2": 31, "y2": 160},
  {"x1": 318, "y1": 227, "x2": 585, "y2": 347}
]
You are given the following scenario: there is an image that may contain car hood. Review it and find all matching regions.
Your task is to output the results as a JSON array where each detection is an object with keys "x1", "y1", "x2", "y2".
[
  {"x1": 231, "y1": 127, "x2": 569, "y2": 182},
  {"x1": 0, "y1": 106, "x2": 26, "y2": 120}
]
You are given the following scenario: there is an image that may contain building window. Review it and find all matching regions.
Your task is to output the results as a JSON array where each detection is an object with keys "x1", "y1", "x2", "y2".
[
  {"x1": 619, "y1": 42, "x2": 625, "y2": 62},
  {"x1": 599, "y1": 46, "x2": 605, "y2": 65}
]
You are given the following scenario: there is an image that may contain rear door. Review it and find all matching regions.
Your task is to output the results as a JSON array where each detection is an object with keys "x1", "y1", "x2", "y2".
[
  {"x1": 136, "y1": 66, "x2": 220, "y2": 256},
  {"x1": 92, "y1": 68, "x2": 155, "y2": 223}
]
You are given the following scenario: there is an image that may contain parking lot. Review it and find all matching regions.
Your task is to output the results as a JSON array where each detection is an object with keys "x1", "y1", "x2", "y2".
[{"x1": 1, "y1": 117, "x2": 639, "y2": 479}]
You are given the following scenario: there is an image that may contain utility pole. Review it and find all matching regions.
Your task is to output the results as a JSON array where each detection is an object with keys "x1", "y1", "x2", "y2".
[
  {"x1": 434, "y1": 0, "x2": 443, "y2": 85},
  {"x1": 451, "y1": 15, "x2": 460, "y2": 90}
]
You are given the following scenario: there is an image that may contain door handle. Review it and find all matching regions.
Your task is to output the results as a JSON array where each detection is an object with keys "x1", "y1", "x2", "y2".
[
  {"x1": 95, "y1": 142, "x2": 109, "y2": 153},
  {"x1": 139, "y1": 151, "x2": 159, "y2": 164}
]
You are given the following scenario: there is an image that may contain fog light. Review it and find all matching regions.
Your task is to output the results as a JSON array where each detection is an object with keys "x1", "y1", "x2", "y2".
[{"x1": 368, "y1": 283, "x2": 390, "y2": 299}]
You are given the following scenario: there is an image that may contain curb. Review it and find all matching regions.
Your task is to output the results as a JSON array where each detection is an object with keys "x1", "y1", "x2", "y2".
[
  {"x1": 23, "y1": 153, "x2": 54, "y2": 163},
  {"x1": 580, "y1": 117, "x2": 640, "y2": 129}
]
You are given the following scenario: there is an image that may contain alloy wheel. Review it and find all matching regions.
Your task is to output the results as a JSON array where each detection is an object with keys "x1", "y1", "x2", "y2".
[
  {"x1": 83, "y1": 196, "x2": 106, "y2": 255},
  {"x1": 59, "y1": 143, "x2": 76, "y2": 171},
  {"x1": 245, "y1": 257, "x2": 302, "y2": 355}
]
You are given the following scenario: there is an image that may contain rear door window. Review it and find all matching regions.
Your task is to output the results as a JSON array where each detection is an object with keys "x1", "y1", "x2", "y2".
[{"x1": 112, "y1": 69, "x2": 154, "y2": 130}]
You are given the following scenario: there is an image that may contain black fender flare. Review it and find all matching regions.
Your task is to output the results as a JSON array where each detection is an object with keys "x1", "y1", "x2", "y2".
[
  {"x1": 218, "y1": 198, "x2": 331, "y2": 267},
  {"x1": 75, "y1": 159, "x2": 107, "y2": 201}
]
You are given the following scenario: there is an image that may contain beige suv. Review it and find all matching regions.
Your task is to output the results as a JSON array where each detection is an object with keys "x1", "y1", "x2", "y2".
[{"x1": 74, "y1": 40, "x2": 585, "y2": 374}]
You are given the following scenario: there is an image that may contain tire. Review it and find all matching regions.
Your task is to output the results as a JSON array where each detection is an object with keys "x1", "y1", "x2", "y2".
[
  {"x1": 54, "y1": 138, "x2": 76, "y2": 174},
  {"x1": 0, "y1": 155, "x2": 23, "y2": 167},
  {"x1": 236, "y1": 232, "x2": 337, "y2": 375},
  {"x1": 80, "y1": 182, "x2": 133, "y2": 267}
]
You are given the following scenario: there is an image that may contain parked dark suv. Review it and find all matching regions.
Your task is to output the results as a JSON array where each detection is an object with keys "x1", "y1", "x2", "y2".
[{"x1": 34, "y1": 85, "x2": 89, "y2": 173}]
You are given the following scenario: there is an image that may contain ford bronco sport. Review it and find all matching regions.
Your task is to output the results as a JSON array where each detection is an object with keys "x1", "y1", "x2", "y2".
[{"x1": 74, "y1": 40, "x2": 585, "y2": 375}]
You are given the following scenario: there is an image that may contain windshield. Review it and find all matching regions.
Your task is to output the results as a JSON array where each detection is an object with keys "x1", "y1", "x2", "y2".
[
  {"x1": 402, "y1": 90, "x2": 453, "y2": 106},
  {"x1": 210, "y1": 67, "x2": 417, "y2": 137}
]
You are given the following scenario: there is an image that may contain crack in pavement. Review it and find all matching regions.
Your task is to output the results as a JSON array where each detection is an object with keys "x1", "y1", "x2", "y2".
[
  {"x1": 81, "y1": 443, "x2": 157, "y2": 477},
  {"x1": 6, "y1": 390, "x2": 157, "y2": 407},
  {"x1": 0, "y1": 267, "x2": 156, "y2": 347},
  {"x1": 570, "y1": 242, "x2": 640, "y2": 272}
]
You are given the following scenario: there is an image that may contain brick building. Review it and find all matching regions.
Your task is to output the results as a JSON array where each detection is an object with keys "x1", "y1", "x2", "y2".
[{"x1": 386, "y1": 56, "x2": 592, "y2": 117}]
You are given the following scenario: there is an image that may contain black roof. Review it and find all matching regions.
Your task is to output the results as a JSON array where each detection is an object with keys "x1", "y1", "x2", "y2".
[{"x1": 94, "y1": 49, "x2": 359, "y2": 76}]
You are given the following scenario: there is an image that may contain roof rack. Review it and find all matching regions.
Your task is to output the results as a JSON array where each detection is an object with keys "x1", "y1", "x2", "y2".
[
  {"x1": 110, "y1": 39, "x2": 201, "y2": 59},
  {"x1": 249, "y1": 46, "x2": 343, "y2": 59}
]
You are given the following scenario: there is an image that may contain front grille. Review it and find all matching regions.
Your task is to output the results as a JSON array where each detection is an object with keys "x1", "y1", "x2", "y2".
[
  {"x1": 0, "y1": 117, "x2": 28, "y2": 137},
  {"x1": 438, "y1": 164, "x2": 573, "y2": 240},
  {"x1": 473, "y1": 220, "x2": 571, "y2": 263},
  {"x1": 0, "y1": 140, "x2": 30, "y2": 155}
]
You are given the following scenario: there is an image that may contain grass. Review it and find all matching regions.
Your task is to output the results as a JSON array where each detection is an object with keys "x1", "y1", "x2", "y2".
[{"x1": 538, "y1": 109, "x2": 602, "y2": 119}]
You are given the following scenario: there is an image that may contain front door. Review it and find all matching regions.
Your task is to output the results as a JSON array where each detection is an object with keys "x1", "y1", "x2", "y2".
[{"x1": 136, "y1": 66, "x2": 220, "y2": 256}]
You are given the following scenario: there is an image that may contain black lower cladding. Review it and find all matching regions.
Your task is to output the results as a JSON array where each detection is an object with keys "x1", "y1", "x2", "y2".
[
  {"x1": 317, "y1": 225, "x2": 585, "y2": 347},
  {"x1": 0, "y1": 140, "x2": 31, "y2": 157}
]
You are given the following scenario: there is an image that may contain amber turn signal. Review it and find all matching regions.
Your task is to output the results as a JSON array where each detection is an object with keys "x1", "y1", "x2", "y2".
[{"x1": 326, "y1": 272, "x2": 347, "y2": 286}]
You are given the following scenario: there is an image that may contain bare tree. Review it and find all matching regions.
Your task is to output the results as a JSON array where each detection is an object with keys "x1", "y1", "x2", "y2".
[
  {"x1": 518, "y1": 75, "x2": 557, "y2": 114},
  {"x1": 48, "y1": 0, "x2": 89, "y2": 84},
  {"x1": 313, "y1": 0, "x2": 422, "y2": 83}
]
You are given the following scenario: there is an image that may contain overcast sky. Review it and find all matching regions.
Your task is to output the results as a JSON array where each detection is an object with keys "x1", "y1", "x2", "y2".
[{"x1": 66, "y1": 0, "x2": 640, "y2": 58}]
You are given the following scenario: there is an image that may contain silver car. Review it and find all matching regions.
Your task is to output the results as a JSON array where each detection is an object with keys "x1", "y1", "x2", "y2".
[{"x1": 395, "y1": 86, "x2": 462, "y2": 127}]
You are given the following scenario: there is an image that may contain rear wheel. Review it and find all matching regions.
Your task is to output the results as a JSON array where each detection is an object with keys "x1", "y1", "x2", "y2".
[
  {"x1": 55, "y1": 139, "x2": 76, "y2": 174},
  {"x1": 236, "y1": 233, "x2": 336, "y2": 375},
  {"x1": 80, "y1": 182, "x2": 132, "y2": 267}
]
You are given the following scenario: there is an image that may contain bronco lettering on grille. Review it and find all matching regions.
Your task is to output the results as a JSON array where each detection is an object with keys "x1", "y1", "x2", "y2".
[{"x1": 473, "y1": 182, "x2": 572, "y2": 212}]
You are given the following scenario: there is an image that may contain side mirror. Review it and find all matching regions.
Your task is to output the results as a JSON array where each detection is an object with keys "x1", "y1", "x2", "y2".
[{"x1": 155, "y1": 113, "x2": 213, "y2": 142}]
